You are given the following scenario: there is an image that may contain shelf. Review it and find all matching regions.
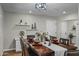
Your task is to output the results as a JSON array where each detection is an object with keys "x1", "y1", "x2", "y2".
[
  {"x1": 15, "y1": 24, "x2": 38, "y2": 31},
  {"x1": 16, "y1": 24, "x2": 30, "y2": 27},
  {"x1": 26, "y1": 29, "x2": 38, "y2": 31}
]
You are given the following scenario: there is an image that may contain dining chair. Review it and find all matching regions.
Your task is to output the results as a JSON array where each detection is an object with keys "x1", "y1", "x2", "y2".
[
  {"x1": 20, "y1": 38, "x2": 38, "y2": 56},
  {"x1": 20, "y1": 38, "x2": 29, "y2": 56},
  {"x1": 65, "y1": 50, "x2": 79, "y2": 56},
  {"x1": 60, "y1": 38, "x2": 69, "y2": 45}
]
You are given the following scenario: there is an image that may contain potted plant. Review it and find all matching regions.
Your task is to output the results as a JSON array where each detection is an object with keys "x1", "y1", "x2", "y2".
[
  {"x1": 35, "y1": 32, "x2": 41, "y2": 41},
  {"x1": 68, "y1": 33, "x2": 74, "y2": 44},
  {"x1": 19, "y1": 31, "x2": 25, "y2": 38},
  {"x1": 72, "y1": 25, "x2": 76, "y2": 30}
]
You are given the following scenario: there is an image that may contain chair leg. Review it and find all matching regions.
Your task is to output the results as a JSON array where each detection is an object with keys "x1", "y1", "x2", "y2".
[
  {"x1": 22, "y1": 51, "x2": 24, "y2": 56},
  {"x1": 64, "y1": 51, "x2": 67, "y2": 56}
]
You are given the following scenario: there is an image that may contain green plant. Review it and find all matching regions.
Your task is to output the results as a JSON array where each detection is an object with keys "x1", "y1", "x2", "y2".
[
  {"x1": 68, "y1": 33, "x2": 74, "y2": 44},
  {"x1": 72, "y1": 25, "x2": 76, "y2": 30},
  {"x1": 69, "y1": 33, "x2": 74, "y2": 39},
  {"x1": 19, "y1": 31, "x2": 25, "y2": 37}
]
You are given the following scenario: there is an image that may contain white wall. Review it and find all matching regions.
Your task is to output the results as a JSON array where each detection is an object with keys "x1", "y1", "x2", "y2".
[
  {"x1": 76, "y1": 21, "x2": 79, "y2": 49},
  {"x1": 0, "y1": 5, "x2": 3, "y2": 55},
  {"x1": 46, "y1": 19, "x2": 57, "y2": 36},
  {"x1": 3, "y1": 11, "x2": 79, "y2": 50},
  {"x1": 3, "y1": 12, "x2": 57, "y2": 50},
  {"x1": 67, "y1": 21, "x2": 75, "y2": 43},
  {"x1": 56, "y1": 20, "x2": 68, "y2": 39},
  {"x1": 57, "y1": 13, "x2": 79, "y2": 49},
  {"x1": 57, "y1": 13, "x2": 78, "y2": 38},
  {"x1": 76, "y1": 5, "x2": 79, "y2": 49},
  {"x1": 60, "y1": 21, "x2": 68, "y2": 38},
  {"x1": 59, "y1": 13, "x2": 78, "y2": 21}
]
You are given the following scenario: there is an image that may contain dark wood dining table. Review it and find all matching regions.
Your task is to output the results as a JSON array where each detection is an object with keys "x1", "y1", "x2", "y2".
[
  {"x1": 29, "y1": 43, "x2": 54, "y2": 56},
  {"x1": 24, "y1": 40, "x2": 54, "y2": 56}
]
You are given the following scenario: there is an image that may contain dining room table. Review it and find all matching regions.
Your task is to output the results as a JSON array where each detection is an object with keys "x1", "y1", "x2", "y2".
[
  {"x1": 24, "y1": 39, "x2": 67, "y2": 56},
  {"x1": 41, "y1": 41, "x2": 67, "y2": 56},
  {"x1": 28, "y1": 42, "x2": 55, "y2": 56}
]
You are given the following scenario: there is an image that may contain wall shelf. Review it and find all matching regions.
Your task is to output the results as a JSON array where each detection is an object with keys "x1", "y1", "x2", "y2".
[
  {"x1": 16, "y1": 24, "x2": 30, "y2": 27},
  {"x1": 26, "y1": 29, "x2": 38, "y2": 31},
  {"x1": 15, "y1": 24, "x2": 38, "y2": 31}
]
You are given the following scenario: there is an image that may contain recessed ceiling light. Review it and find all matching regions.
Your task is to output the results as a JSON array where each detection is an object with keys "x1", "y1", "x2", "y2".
[
  {"x1": 44, "y1": 10, "x2": 46, "y2": 12},
  {"x1": 29, "y1": 10, "x2": 32, "y2": 14},
  {"x1": 62, "y1": 11, "x2": 66, "y2": 14}
]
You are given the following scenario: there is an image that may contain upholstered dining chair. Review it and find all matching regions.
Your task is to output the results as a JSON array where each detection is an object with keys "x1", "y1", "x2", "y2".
[
  {"x1": 65, "y1": 50, "x2": 79, "y2": 56},
  {"x1": 60, "y1": 38, "x2": 69, "y2": 45},
  {"x1": 20, "y1": 38, "x2": 29, "y2": 56},
  {"x1": 20, "y1": 38, "x2": 38, "y2": 56}
]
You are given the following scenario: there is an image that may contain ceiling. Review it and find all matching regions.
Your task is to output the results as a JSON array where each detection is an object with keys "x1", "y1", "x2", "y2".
[{"x1": 1, "y1": 3, "x2": 78, "y2": 17}]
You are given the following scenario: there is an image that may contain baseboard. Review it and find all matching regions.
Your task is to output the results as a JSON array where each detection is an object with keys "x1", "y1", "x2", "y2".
[{"x1": 3, "y1": 48, "x2": 16, "y2": 52}]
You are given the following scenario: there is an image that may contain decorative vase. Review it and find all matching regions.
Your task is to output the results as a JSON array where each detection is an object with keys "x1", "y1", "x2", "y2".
[
  {"x1": 41, "y1": 35, "x2": 43, "y2": 42},
  {"x1": 19, "y1": 19, "x2": 22, "y2": 24},
  {"x1": 44, "y1": 41, "x2": 46, "y2": 44},
  {"x1": 69, "y1": 33, "x2": 74, "y2": 44},
  {"x1": 25, "y1": 22, "x2": 27, "y2": 25},
  {"x1": 34, "y1": 22, "x2": 36, "y2": 29},
  {"x1": 48, "y1": 40, "x2": 51, "y2": 46},
  {"x1": 31, "y1": 24, "x2": 34, "y2": 29}
]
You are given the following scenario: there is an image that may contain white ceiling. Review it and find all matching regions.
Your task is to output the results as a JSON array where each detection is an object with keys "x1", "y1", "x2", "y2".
[{"x1": 1, "y1": 3, "x2": 78, "y2": 17}]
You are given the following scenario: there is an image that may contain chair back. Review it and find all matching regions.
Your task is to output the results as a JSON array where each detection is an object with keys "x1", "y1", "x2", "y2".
[
  {"x1": 20, "y1": 38, "x2": 29, "y2": 56},
  {"x1": 60, "y1": 38, "x2": 69, "y2": 45},
  {"x1": 66, "y1": 50, "x2": 79, "y2": 56}
]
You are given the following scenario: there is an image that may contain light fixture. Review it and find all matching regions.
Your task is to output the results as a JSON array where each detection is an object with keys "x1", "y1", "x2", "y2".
[
  {"x1": 35, "y1": 3, "x2": 47, "y2": 12},
  {"x1": 62, "y1": 11, "x2": 66, "y2": 14},
  {"x1": 29, "y1": 10, "x2": 32, "y2": 14}
]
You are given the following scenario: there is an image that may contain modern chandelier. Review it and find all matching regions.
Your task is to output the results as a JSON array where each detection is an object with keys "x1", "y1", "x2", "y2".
[{"x1": 35, "y1": 3, "x2": 47, "y2": 12}]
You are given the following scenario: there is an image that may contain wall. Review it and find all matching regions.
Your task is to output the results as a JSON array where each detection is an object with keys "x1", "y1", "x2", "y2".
[
  {"x1": 56, "y1": 20, "x2": 68, "y2": 39},
  {"x1": 59, "y1": 13, "x2": 78, "y2": 20},
  {"x1": 67, "y1": 20, "x2": 79, "y2": 44},
  {"x1": 46, "y1": 19, "x2": 57, "y2": 36},
  {"x1": 60, "y1": 21, "x2": 68, "y2": 38},
  {"x1": 0, "y1": 5, "x2": 3, "y2": 55},
  {"x1": 76, "y1": 21, "x2": 79, "y2": 49},
  {"x1": 76, "y1": 5, "x2": 79, "y2": 49},
  {"x1": 3, "y1": 11, "x2": 79, "y2": 50},
  {"x1": 57, "y1": 13, "x2": 78, "y2": 38},
  {"x1": 3, "y1": 12, "x2": 57, "y2": 50},
  {"x1": 57, "y1": 13, "x2": 79, "y2": 49}
]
